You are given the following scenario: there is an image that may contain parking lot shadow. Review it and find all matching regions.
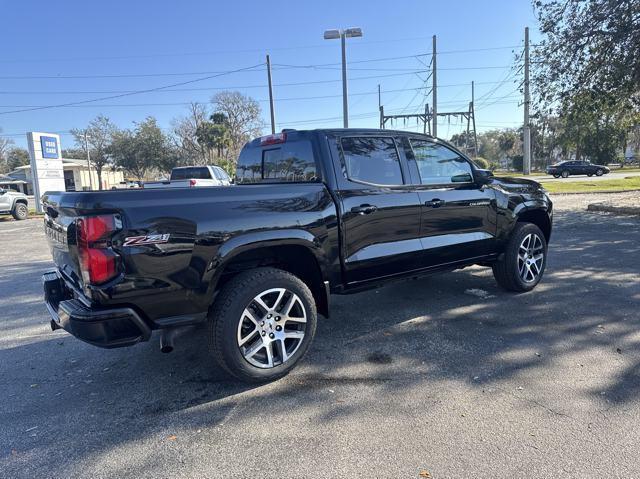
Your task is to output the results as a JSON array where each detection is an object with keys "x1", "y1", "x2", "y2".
[{"x1": 1, "y1": 209, "x2": 639, "y2": 477}]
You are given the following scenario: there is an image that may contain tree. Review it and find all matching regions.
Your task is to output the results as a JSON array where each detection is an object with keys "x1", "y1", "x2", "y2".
[
  {"x1": 0, "y1": 128, "x2": 14, "y2": 173},
  {"x1": 196, "y1": 113, "x2": 232, "y2": 171},
  {"x1": 62, "y1": 148, "x2": 86, "y2": 159},
  {"x1": 6, "y1": 147, "x2": 30, "y2": 171},
  {"x1": 171, "y1": 103, "x2": 210, "y2": 165},
  {"x1": 111, "y1": 117, "x2": 177, "y2": 180},
  {"x1": 210, "y1": 91, "x2": 264, "y2": 166},
  {"x1": 533, "y1": 0, "x2": 640, "y2": 113},
  {"x1": 71, "y1": 115, "x2": 116, "y2": 190}
]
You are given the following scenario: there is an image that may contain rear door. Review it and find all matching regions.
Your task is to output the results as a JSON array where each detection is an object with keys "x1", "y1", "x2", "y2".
[
  {"x1": 403, "y1": 137, "x2": 498, "y2": 266},
  {"x1": 330, "y1": 134, "x2": 423, "y2": 285}
]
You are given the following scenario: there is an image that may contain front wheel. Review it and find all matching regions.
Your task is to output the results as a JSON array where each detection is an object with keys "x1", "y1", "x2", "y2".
[
  {"x1": 595, "y1": 169, "x2": 604, "y2": 176},
  {"x1": 587, "y1": 173, "x2": 593, "y2": 177},
  {"x1": 492, "y1": 223, "x2": 547, "y2": 292},
  {"x1": 553, "y1": 174, "x2": 561, "y2": 178},
  {"x1": 208, "y1": 267, "x2": 317, "y2": 383},
  {"x1": 561, "y1": 170, "x2": 570, "y2": 178},
  {"x1": 11, "y1": 203, "x2": 28, "y2": 220}
]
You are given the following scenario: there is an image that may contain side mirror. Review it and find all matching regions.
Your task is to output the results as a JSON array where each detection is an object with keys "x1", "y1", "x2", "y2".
[
  {"x1": 475, "y1": 168, "x2": 494, "y2": 184},
  {"x1": 451, "y1": 173, "x2": 473, "y2": 183}
]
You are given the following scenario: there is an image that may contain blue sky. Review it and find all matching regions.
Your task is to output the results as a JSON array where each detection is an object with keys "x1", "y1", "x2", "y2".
[{"x1": 0, "y1": 0, "x2": 539, "y2": 150}]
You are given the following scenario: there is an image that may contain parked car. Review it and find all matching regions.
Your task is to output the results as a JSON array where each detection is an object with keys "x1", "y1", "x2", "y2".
[
  {"x1": 41, "y1": 129, "x2": 552, "y2": 383},
  {"x1": 0, "y1": 188, "x2": 29, "y2": 220},
  {"x1": 546, "y1": 160, "x2": 610, "y2": 178},
  {"x1": 144, "y1": 165, "x2": 231, "y2": 189},
  {"x1": 111, "y1": 181, "x2": 142, "y2": 190}
]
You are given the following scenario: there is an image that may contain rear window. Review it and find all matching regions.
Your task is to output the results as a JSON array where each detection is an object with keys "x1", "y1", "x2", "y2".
[
  {"x1": 171, "y1": 167, "x2": 212, "y2": 180},
  {"x1": 236, "y1": 140, "x2": 318, "y2": 184}
]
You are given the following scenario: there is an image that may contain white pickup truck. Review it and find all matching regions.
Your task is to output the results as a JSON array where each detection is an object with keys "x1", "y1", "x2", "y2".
[{"x1": 144, "y1": 165, "x2": 231, "y2": 189}]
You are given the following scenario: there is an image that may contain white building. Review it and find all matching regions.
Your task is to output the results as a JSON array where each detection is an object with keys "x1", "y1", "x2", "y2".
[{"x1": 7, "y1": 158, "x2": 125, "y2": 194}]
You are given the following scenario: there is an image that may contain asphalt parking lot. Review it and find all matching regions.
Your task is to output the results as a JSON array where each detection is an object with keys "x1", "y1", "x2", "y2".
[{"x1": 1, "y1": 197, "x2": 639, "y2": 478}]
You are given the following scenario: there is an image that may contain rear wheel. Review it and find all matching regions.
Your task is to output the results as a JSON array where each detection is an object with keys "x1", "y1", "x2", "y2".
[
  {"x1": 553, "y1": 174, "x2": 561, "y2": 178},
  {"x1": 561, "y1": 170, "x2": 570, "y2": 178},
  {"x1": 587, "y1": 173, "x2": 593, "y2": 177},
  {"x1": 208, "y1": 267, "x2": 317, "y2": 383},
  {"x1": 11, "y1": 203, "x2": 28, "y2": 220},
  {"x1": 492, "y1": 223, "x2": 547, "y2": 292}
]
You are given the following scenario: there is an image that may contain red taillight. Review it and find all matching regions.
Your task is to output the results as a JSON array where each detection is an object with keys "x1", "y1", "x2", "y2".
[
  {"x1": 77, "y1": 215, "x2": 120, "y2": 285},
  {"x1": 189, "y1": 179, "x2": 197, "y2": 187},
  {"x1": 260, "y1": 132, "x2": 286, "y2": 146}
]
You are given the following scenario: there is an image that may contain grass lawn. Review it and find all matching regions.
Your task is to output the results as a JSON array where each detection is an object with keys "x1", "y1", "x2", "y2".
[{"x1": 541, "y1": 176, "x2": 640, "y2": 193}]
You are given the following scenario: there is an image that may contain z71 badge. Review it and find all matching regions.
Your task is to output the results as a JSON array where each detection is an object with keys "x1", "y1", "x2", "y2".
[{"x1": 123, "y1": 234, "x2": 170, "y2": 247}]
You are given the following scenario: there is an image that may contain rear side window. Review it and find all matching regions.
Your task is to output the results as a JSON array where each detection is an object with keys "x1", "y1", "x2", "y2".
[
  {"x1": 212, "y1": 167, "x2": 230, "y2": 181},
  {"x1": 171, "y1": 167, "x2": 211, "y2": 180},
  {"x1": 236, "y1": 140, "x2": 318, "y2": 183},
  {"x1": 340, "y1": 137, "x2": 403, "y2": 185}
]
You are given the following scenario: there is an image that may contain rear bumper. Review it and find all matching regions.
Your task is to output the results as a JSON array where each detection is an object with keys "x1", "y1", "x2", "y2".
[{"x1": 43, "y1": 270, "x2": 151, "y2": 348}]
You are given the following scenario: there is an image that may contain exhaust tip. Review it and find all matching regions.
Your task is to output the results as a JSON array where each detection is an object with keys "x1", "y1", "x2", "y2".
[{"x1": 159, "y1": 329, "x2": 175, "y2": 353}]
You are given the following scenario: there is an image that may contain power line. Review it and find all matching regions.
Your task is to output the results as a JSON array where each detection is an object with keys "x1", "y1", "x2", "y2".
[
  {"x1": 1, "y1": 42, "x2": 522, "y2": 65},
  {"x1": 0, "y1": 63, "x2": 266, "y2": 115}
]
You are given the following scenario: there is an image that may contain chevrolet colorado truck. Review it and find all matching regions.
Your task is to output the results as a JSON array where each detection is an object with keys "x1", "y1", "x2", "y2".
[{"x1": 42, "y1": 129, "x2": 552, "y2": 382}]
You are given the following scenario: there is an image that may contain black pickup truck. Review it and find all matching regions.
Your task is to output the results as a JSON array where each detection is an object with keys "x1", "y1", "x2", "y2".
[{"x1": 42, "y1": 129, "x2": 552, "y2": 382}]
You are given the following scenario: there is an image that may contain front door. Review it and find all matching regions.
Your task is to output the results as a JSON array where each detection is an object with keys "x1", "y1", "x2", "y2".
[
  {"x1": 330, "y1": 134, "x2": 423, "y2": 285},
  {"x1": 404, "y1": 138, "x2": 497, "y2": 267},
  {"x1": 0, "y1": 190, "x2": 12, "y2": 212}
]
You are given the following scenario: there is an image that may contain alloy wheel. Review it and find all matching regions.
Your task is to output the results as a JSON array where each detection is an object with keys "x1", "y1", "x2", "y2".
[
  {"x1": 518, "y1": 233, "x2": 544, "y2": 283},
  {"x1": 236, "y1": 288, "x2": 307, "y2": 368}
]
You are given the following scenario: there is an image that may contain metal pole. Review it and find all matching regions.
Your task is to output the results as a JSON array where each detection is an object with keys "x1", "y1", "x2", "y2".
[
  {"x1": 523, "y1": 26, "x2": 531, "y2": 175},
  {"x1": 85, "y1": 130, "x2": 93, "y2": 191},
  {"x1": 341, "y1": 32, "x2": 349, "y2": 128},
  {"x1": 472, "y1": 81, "x2": 478, "y2": 156},
  {"x1": 432, "y1": 35, "x2": 437, "y2": 138},
  {"x1": 378, "y1": 84, "x2": 382, "y2": 129},
  {"x1": 266, "y1": 54, "x2": 276, "y2": 134}
]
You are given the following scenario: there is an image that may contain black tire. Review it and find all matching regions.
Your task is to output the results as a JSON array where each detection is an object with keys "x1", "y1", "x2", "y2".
[
  {"x1": 587, "y1": 173, "x2": 593, "y2": 177},
  {"x1": 553, "y1": 174, "x2": 561, "y2": 178},
  {"x1": 208, "y1": 267, "x2": 317, "y2": 383},
  {"x1": 595, "y1": 169, "x2": 604, "y2": 176},
  {"x1": 11, "y1": 203, "x2": 28, "y2": 220},
  {"x1": 492, "y1": 222, "x2": 547, "y2": 292},
  {"x1": 561, "y1": 170, "x2": 570, "y2": 178}
]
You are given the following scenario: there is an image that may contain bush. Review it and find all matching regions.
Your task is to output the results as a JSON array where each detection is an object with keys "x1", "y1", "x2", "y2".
[{"x1": 473, "y1": 157, "x2": 490, "y2": 169}]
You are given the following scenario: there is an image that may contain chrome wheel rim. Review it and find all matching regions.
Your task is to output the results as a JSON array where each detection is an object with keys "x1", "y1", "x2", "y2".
[
  {"x1": 518, "y1": 233, "x2": 544, "y2": 283},
  {"x1": 237, "y1": 288, "x2": 307, "y2": 369}
]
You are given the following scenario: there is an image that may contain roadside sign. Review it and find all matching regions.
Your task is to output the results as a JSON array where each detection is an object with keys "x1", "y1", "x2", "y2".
[{"x1": 27, "y1": 132, "x2": 66, "y2": 213}]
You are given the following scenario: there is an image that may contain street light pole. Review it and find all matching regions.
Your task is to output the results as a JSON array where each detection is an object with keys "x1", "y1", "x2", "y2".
[
  {"x1": 341, "y1": 33, "x2": 349, "y2": 128},
  {"x1": 324, "y1": 27, "x2": 363, "y2": 128}
]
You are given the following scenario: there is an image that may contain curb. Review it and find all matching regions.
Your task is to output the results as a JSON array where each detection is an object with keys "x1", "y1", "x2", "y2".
[
  {"x1": 587, "y1": 203, "x2": 640, "y2": 215},
  {"x1": 550, "y1": 188, "x2": 640, "y2": 196}
]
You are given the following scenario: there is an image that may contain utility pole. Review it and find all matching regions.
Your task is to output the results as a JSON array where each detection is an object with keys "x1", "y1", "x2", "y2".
[
  {"x1": 266, "y1": 54, "x2": 276, "y2": 134},
  {"x1": 523, "y1": 26, "x2": 531, "y2": 175},
  {"x1": 84, "y1": 130, "x2": 93, "y2": 191},
  {"x1": 472, "y1": 81, "x2": 478, "y2": 156},
  {"x1": 432, "y1": 35, "x2": 438, "y2": 138},
  {"x1": 378, "y1": 84, "x2": 382, "y2": 128}
]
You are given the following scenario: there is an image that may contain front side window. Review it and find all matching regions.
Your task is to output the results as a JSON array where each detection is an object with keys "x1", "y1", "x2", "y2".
[
  {"x1": 340, "y1": 137, "x2": 403, "y2": 185},
  {"x1": 409, "y1": 140, "x2": 473, "y2": 185}
]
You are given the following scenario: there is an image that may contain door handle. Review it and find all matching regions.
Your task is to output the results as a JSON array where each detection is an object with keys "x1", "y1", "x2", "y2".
[
  {"x1": 425, "y1": 198, "x2": 445, "y2": 208},
  {"x1": 351, "y1": 204, "x2": 378, "y2": 215}
]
